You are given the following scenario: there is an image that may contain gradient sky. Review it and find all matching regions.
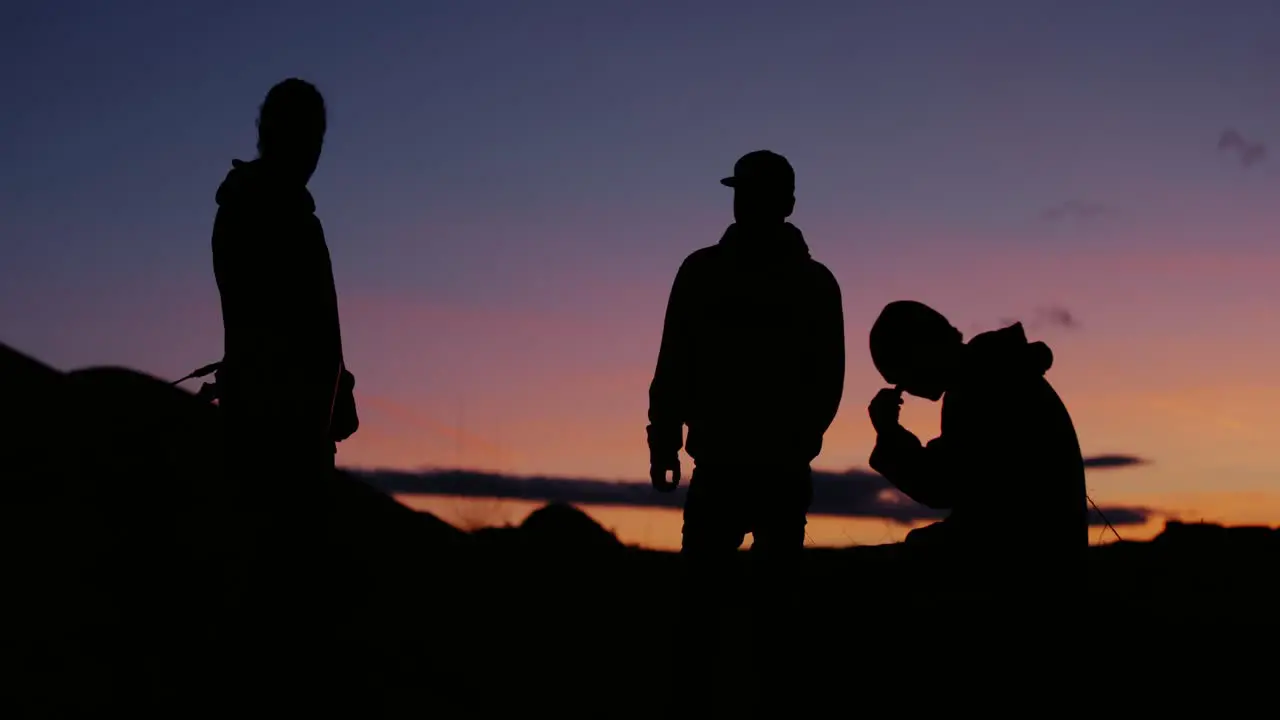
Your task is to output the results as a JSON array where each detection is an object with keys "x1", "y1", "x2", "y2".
[{"x1": 4, "y1": 1, "x2": 1280, "y2": 544}]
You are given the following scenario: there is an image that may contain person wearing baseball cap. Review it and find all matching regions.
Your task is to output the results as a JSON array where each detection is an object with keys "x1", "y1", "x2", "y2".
[
  {"x1": 645, "y1": 149, "x2": 845, "y2": 663},
  {"x1": 719, "y1": 149, "x2": 795, "y2": 193}
]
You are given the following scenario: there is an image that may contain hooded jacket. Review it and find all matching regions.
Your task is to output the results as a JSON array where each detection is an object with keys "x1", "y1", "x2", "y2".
[
  {"x1": 647, "y1": 222, "x2": 845, "y2": 468},
  {"x1": 211, "y1": 158, "x2": 353, "y2": 449},
  {"x1": 869, "y1": 323, "x2": 1088, "y2": 558}
]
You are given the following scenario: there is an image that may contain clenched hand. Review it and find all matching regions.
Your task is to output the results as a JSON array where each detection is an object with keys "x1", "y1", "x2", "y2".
[
  {"x1": 868, "y1": 387, "x2": 905, "y2": 435},
  {"x1": 650, "y1": 453, "x2": 681, "y2": 492}
]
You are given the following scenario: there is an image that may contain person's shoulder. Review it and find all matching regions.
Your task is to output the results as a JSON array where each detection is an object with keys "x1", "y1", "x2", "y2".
[
  {"x1": 685, "y1": 244, "x2": 722, "y2": 264},
  {"x1": 678, "y1": 245, "x2": 722, "y2": 274},
  {"x1": 803, "y1": 257, "x2": 841, "y2": 293}
]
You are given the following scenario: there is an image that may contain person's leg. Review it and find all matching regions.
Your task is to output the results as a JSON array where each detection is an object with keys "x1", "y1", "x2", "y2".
[
  {"x1": 274, "y1": 444, "x2": 372, "y2": 713},
  {"x1": 743, "y1": 465, "x2": 812, "y2": 695},
  {"x1": 306, "y1": 449, "x2": 379, "y2": 714},
  {"x1": 218, "y1": 411, "x2": 301, "y2": 697},
  {"x1": 215, "y1": 426, "x2": 259, "y2": 710},
  {"x1": 222, "y1": 428, "x2": 338, "y2": 711},
  {"x1": 678, "y1": 466, "x2": 747, "y2": 706},
  {"x1": 747, "y1": 463, "x2": 811, "y2": 586}
]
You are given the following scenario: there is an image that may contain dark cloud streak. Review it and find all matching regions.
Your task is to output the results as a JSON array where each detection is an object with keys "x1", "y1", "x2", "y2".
[
  {"x1": 1037, "y1": 306, "x2": 1078, "y2": 330},
  {"x1": 1218, "y1": 129, "x2": 1267, "y2": 167},
  {"x1": 351, "y1": 463, "x2": 1156, "y2": 528},
  {"x1": 997, "y1": 305, "x2": 1081, "y2": 333},
  {"x1": 1084, "y1": 454, "x2": 1148, "y2": 469},
  {"x1": 1040, "y1": 200, "x2": 1114, "y2": 222}
]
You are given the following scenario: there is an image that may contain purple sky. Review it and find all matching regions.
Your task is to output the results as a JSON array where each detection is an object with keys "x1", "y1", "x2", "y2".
[{"x1": 3, "y1": 1, "x2": 1280, "y2": 534}]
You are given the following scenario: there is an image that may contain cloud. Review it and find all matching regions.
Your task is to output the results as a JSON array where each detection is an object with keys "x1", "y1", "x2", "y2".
[
  {"x1": 1088, "y1": 505, "x2": 1147, "y2": 526},
  {"x1": 1035, "y1": 305, "x2": 1078, "y2": 330},
  {"x1": 1083, "y1": 454, "x2": 1148, "y2": 469},
  {"x1": 1039, "y1": 200, "x2": 1114, "y2": 223},
  {"x1": 351, "y1": 465, "x2": 1155, "y2": 528},
  {"x1": 997, "y1": 305, "x2": 1081, "y2": 332},
  {"x1": 1218, "y1": 129, "x2": 1267, "y2": 168}
]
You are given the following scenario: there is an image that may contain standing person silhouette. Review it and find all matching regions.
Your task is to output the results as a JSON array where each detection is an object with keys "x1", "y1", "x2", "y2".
[
  {"x1": 209, "y1": 77, "x2": 361, "y2": 712},
  {"x1": 646, "y1": 150, "x2": 844, "y2": 680},
  {"x1": 212, "y1": 78, "x2": 358, "y2": 471}
]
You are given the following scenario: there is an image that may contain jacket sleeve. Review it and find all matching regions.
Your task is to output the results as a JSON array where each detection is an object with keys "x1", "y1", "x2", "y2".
[
  {"x1": 869, "y1": 426, "x2": 959, "y2": 510},
  {"x1": 292, "y1": 225, "x2": 347, "y2": 439},
  {"x1": 330, "y1": 364, "x2": 359, "y2": 442},
  {"x1": 647, "y1": 257, "x2": 696, "y2": 458},
  {"x1": 212, "y1": 205, "x2": 292, "y2": 352},
  {"x1": 810, "y1": 264, "x2": 845, "y2": 437},
  {"x1": 211, "y1": 206, "x2": 247, "y2": 313},
  {"x1": 213, "y1": 206, "x2": 343, "y2": 444}
]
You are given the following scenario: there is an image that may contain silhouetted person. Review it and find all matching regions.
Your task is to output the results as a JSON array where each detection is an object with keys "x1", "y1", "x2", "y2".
[
  {"x1": 866, "y1": 301, "x2": 1087, "y2": 593},
  {"x1": 209, "y1": 77, "x2": 361, "y2": 711},
  {"x1": 213, "y1": 78, "x2": 358, "y2": 468},
  {"x1": 646, "y1": 151, "x2": 844, "y2": 674}
]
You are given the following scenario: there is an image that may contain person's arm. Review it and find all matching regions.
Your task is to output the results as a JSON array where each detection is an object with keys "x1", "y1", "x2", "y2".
[
  {"x1": 212, "y1": 205, "x2": 280, "y2": 366},
  {"x1": 810, "y1": 264, "x2": 845, "y2": 436},
  {"x1": 869, "y1": 426, "x2": 958, "y2": 510},
  {"x1": 217, "y1": 207, "x2": 340, "y2": 441},
  {"x1": 212, "y1": 205, "x2": 293, "y2": 351},
  {"x1": 647, "y1": 257, "x2": 696, "y2": 458},
  {"x1": 290, "y1": 224, "x2": 347, "y2": 442}
]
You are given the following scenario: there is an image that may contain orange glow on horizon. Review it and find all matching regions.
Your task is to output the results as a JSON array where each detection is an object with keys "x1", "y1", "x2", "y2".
[
  {"x1": 394, "y1": 489, "x2": 1280, "y2": 551},
  {"x1": 134, "y1": 238, "x2": 1280, "y2": 535}
]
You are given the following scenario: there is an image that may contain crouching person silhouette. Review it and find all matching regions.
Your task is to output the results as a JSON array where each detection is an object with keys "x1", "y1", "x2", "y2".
[
  {"x1": 866, "y1": 301, "x2": 1087, "y2": 626},
  {"x1": 646, "y1": 151, "x2": 844, "y2": 686}
]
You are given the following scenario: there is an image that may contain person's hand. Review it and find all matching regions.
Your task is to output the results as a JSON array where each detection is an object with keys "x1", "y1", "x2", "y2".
[
  {"x1": 650, "y1": 453, "x2": 681, "y2": 492},
  {"x1": 195, "y1": 381, "x2": 220, "y2": 404},
  {"x1": 868, "y1": 387, "x2": 904, "y2": 435},
  {"x1": 329, "y1": 368, "x2": 360, "y2": 442}
]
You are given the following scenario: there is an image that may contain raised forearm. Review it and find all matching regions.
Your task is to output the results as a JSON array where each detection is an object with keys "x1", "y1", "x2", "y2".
[{"x1": 869, "y1": 428, "x2": 955, "y2": 510}]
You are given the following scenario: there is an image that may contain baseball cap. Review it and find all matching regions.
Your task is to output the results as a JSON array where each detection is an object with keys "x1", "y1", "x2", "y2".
[{"x1": 720, "y1": 150, "x2": 795, "y2": 192}]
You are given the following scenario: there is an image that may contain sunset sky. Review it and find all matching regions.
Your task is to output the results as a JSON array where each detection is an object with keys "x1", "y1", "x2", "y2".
[{"x1": 3, "y1": 1, "x2": 1280, "y2": 547}]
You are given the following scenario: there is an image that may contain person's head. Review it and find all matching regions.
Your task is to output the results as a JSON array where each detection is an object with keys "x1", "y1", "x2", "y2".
[
  {"x1": 721, "y1": 150, "x2": 796, "y2": 225},
  {"x1": 869, "y1": 301, "x2": 965, "y2": 401},
  {"x1": 256, "y1": 78, "x2": 326, "y2": 183}
]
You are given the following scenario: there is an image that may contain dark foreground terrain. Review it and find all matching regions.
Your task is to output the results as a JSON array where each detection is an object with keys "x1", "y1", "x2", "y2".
[{"x1": 4, "y1": 342, "x2": 1278, "y2": 716}]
